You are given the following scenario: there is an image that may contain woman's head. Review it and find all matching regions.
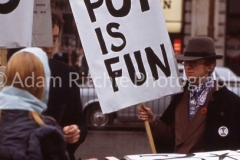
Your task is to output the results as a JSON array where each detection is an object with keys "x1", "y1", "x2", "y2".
[
  {"x1": 1, "y1": 48, "x2": 50, "y2": 126},
  {"x1": 4, "y1": 47, "x2": 51, "y2": 102},
  {"x1": 5, "y1": 52, "x2": 45, "y2": 100}
]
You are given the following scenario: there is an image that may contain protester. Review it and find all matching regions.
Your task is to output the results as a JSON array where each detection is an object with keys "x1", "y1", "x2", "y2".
[
  {"x1": 137, "y1": 37, "x2": 240, "y2": 153},
  {"x1": 41, "y1": 12, "x2": 87, "y2": 160},
  {"x1": 0, "y1": 48, "x2": 69, "y2": 160}
]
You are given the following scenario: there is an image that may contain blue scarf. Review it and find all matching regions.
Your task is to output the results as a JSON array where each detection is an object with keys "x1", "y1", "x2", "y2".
[
  {"x1": 0, "y1": 86, "x2": 46, "y2": 113},
  {"x1": 189, "y1": 78, "x2": 214, "y2": 121}
]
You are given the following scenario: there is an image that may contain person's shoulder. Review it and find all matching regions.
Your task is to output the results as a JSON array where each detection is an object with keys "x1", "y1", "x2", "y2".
[
  {"x1": 215, "y1": 85, "x2": 240, "y2": 102},
  {"x1": 224, "y1": 87, "x2": 240, "y2": 98}
]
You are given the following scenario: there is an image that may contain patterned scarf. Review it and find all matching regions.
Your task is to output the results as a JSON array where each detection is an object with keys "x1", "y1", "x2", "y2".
[{"x1": 189, "y1": 78, "x2": 214, "y2": 121}]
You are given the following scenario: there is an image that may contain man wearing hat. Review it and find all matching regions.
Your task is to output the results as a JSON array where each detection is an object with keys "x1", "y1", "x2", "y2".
[{"x1": 137, "y1": 37, "x2": 240, "y2": 153}]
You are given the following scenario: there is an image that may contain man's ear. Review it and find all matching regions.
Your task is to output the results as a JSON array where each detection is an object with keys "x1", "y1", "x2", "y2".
[{"x1": 207, "y1": 64, "x2": 215, "y2": 73}]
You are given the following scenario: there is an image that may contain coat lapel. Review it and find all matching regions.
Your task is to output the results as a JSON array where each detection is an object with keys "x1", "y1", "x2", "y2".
[
  {"x1": 176, "y1": 84, "x2": 216, "y2": 146},
  {"x1": 176, "y1": 106, "x2": 206, "y2": 145}
]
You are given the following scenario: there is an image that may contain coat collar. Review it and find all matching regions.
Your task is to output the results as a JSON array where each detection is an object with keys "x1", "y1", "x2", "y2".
[{"x1": 160, "y1": 80, "x2": 226, "y2": 125}]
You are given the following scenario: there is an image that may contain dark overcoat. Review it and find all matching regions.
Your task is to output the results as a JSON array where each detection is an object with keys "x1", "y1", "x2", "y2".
[
  {"x1": 152, "y1": 82, "x2": 240, "y2": 153},
  {"x1": 45, "y1": 59, "x2": 87, "y2": 160},
  {"x1": 0, "y1": 110, "x2": 69, "y2": 160}
]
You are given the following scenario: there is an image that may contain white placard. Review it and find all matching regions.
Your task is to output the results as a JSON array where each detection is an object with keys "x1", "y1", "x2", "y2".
[
  {"x1": 70, "y1": 0, "x2": 182, "y2": 114},
  {"x1": 124, "y1": 150, "x2": 240, "y2": 160},
  {"x1": 0, "y1": 0, "x2": 34, "y2": 48},
  {"x1": 32, "y1": 0, "x2": 52, "y2": 47}
]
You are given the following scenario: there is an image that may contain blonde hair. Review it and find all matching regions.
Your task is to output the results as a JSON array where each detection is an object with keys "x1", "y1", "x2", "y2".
[
  {"x1": 29, "y1": 111, "x2": 45, "y2": 126},
  {"x1": 4, "y1": 52, "x2": 46, "y2": 126}
]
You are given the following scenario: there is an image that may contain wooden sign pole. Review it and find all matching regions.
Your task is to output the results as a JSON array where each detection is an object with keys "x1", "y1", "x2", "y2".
[
  {"x1": 141, "y1": 104, "x2": 157, "y2": 154},
  {"x1": 0, "y1": 49, "x2": 7, "y2": 66},
  {"x1": 0, "y1": 49, "x2": 7, "y2": 90}
]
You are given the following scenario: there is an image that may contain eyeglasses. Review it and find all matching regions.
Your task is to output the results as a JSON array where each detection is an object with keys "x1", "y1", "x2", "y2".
[{"x1": 182, "y1": 60, "x2": 206, "y2": 68}]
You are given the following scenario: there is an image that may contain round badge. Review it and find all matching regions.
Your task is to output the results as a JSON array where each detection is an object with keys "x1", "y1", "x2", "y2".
[{"x1": 218, "y1": 126, "x2": 229, "y2": 137}]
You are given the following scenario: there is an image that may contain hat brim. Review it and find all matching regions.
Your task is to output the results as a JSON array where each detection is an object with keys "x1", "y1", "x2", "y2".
[{"x1": 175, "y1": 55, "x2": 223, "y2": 61}]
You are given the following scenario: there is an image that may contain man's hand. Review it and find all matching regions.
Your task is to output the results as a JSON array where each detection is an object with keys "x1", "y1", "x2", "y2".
[
  {"x1": 137, "y1": 104, "x2": 155, "y2": 123},
  {"x1": 63, "y1": 125, "x2": 80, "y2": 144}
]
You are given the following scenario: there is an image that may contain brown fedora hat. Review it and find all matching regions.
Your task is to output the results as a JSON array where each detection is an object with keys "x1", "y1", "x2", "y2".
[{"x1": 175, "y1": 37, "x2": 223, "y2": 61}]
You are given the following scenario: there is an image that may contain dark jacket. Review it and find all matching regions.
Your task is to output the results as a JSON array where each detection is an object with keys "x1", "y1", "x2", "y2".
[
  {"x1": 154, "y1": 81, "x2": 240, "y2": 153},
  {"x1": 0, "y1": 110, "x2": 69, "y2": 160},
  {"x1": 53, "y1": 53, "x2": 68, "y2": 63},
  {"x1": 45, "y1": 59, "x2": 87, "y2": 160}
]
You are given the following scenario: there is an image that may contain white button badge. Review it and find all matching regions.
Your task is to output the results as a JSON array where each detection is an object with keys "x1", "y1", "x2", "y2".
[{"x1": 218, "y1": 126, "x2": 229, "y2": 137}]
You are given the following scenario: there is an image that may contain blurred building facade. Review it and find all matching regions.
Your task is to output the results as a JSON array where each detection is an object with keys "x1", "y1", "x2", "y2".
[{"x1": 51, "y1": 0, "x2": 240, "y2": 75}]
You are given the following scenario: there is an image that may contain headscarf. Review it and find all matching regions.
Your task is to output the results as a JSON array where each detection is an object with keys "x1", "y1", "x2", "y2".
[{"x1": 0, "y1": 47, "x2": 50, "y2": 113}]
